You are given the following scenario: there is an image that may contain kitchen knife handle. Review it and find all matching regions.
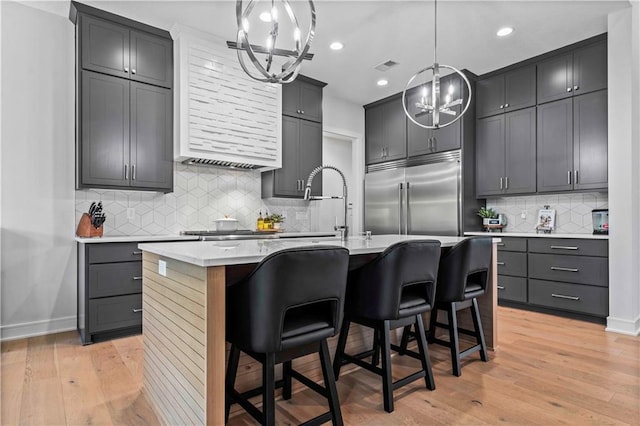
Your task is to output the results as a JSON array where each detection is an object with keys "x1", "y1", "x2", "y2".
[
  {"x1": 398, "y1": 183, "x2": 403, "y2": 235},
  {"x1": 124, "y1": 164, "x2": 129, "y2": 180}
]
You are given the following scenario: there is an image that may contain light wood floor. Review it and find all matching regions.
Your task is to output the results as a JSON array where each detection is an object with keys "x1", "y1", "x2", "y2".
[{"x1": 2, "y1": 307, "x2": 638, "y2": 425}]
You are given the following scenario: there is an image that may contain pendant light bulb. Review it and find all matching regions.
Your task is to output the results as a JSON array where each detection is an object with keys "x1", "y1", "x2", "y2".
[
  {"x1": 271, "y1": 6, "x2": 278, "y2": 21},
  {"x1": 293, "y1": 27, "x2": 301, "y2": 42},
  {"x1": 448, "y1": 84, "x2": 454, "y2": 95}
]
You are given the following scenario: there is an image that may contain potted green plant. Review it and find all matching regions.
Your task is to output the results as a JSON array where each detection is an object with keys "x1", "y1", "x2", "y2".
[
  {"x1": 269, "y1": 213, "x2": 284, "y2": 230},
  {"x1": 477, "y1": 207, "x2": 498, "y2": 228}
]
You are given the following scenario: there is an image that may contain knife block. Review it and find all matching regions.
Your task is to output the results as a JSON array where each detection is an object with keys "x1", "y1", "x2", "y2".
[{"x1": 76, "y1": 213, "x2": 104, "y2": 238}]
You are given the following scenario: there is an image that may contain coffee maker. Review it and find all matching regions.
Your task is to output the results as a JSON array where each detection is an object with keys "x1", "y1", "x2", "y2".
[{"x1": 592, "y1": 209, "x2": 609, "y2": 235}]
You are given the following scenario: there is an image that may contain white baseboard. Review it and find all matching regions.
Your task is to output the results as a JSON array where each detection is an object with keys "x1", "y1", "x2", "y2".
[
  {"x1": 606, "y1": 315, "x2": 640, "y2": 336},
  {"x1": 0, "y1": 316, "x2": 76, "y2": 342}
]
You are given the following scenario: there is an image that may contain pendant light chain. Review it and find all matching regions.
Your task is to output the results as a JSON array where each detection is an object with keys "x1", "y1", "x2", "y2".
[{"x1": 433, "y1": 0, "x2": 437, "y2": 65}]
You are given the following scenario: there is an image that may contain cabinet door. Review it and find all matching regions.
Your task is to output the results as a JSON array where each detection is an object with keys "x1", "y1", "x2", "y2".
[
  {"x1": 537, "y1": 98, "x2": 573, "y2": 192},
  {"x1": 573, "y1": 40, "x2": 607, "y2": 96},
  {"x1": 504, "y1": 66, "x2": 536, "y2": 112},
  {"x1": 273, "y1": 116, "x2": 301, "y2": 196},
  {"x1": 130, "y1": 31, "x2": 173, "y2": 89},
  {"x1": 476, "y1": 74, "x2": 504, "y2": 118},
  {"x1": 365, "y1": 104, "x2": 386, "y2": 164},
  {"x1": 432, "y1": 74, "x2": 462, "y2": 153},
  {"x1": 298, "y1": 119, "x2": 323, "y2": 196},
  {"x1": 475, "y1": 115, "x2": 505, "y2": 197},
  {"x1": 537, "y1": 53, "x2": 573, "y2": 104},
  {"x1": 504, "y1": 107, "x2": 536, "y2": 194},
  {"x1": 383, "y1": 97, "x2": 407, "y2": 161},
  {"x1": 406, "y1": 85, "x2": 433, "y2": 157},
  {"x1": 573, "y1": 90, "x2": 608, "y2": 191},
  {"x1": 81, "y1": 16, "x2": 130, "y2": 79},
  {"x1": 129, "y1": 82, "x2": 173, "y2": 191},
  {"x1": 298, "y1": 81, "x2": 323, "y2": 122},
  {"x1": 282, "y1": 79, "x2": 301, "y2": 118},
  {"x1": 81, "y1": 71, "x2": 130, "y2": 188}
]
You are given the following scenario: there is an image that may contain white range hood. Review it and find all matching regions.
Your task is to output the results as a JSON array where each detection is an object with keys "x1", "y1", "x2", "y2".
[{"x1": 172, "y1": 25, "x2": 282, "y2": 170}]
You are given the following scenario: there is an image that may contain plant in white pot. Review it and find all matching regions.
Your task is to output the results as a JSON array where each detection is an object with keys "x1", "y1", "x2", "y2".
[
  {"x1": 477, "y1": 207, "x2": 498, "y2": 229},
  {"x1": 269, "y1": 213, "x2": 284, "y2": 230}
]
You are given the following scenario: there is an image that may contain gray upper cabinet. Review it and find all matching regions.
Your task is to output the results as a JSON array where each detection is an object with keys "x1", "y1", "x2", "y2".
[
  {"x1": 365, "y1": 96, "x2": 406, "y2": 165},
  {"x1": 476, "y1": 107, "x2": 536, "y2": 197},
  {"x1": 81, "y1": 16, "x2": 130, "y2": 79},
  {"x1": 130, "y1": 31, "x2": 173, "y2": 88},
  {"x1": 538, "y1": 39, "x2": 607, "y2": 104},
  {"x1": 282, "y1": 78, "x2": 323, "y2": 122},
  {"x1": 573, "y1": 90, "x2": 608, "y2": 191},
  {"x1": 365, "y1": 105, "x2": 386, "y2": 164},
  {"x1": 537, "y1": 98, "x2": 574, "y2": 192},
  {"x1": 477, "y1": 65, "x2": 535, "y2": 118},
  {"x1": 81, "y1": 71, "x2": 130, "y2": 187}
]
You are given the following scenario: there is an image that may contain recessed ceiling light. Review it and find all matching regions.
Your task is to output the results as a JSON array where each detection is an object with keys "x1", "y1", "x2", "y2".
[
  {"x1": 329, "y1": 41, "x2": 344, "y2": 51},
  {"x1": 377, "y1": 79, "x2": 388, "y2": 87},
  {"x1": 259, "y1": 12, "x2": 271, "y2": 22},
  {"x1": 497, "y1": 27, "x2": 514, "y2": 37}
]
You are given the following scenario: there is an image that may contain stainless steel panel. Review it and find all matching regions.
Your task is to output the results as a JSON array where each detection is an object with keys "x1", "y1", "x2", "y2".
[
  {"x1": 364, "y1": 168, "x2": 405, "y2": 235},
  {"x1": 404, "y1": 161, "x2": 460, "y2": 236}
]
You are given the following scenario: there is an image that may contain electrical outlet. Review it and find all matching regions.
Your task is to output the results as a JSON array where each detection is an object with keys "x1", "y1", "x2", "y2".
[
  {"x1": 127, "y1": 207, "x2": 135, "y2": 221},
  {"x1": 521, "y1": 210, "x2": 527, "y2": 219},
  {"x1": 158, "y1": 260, "x2": 167, "y2": 277}
]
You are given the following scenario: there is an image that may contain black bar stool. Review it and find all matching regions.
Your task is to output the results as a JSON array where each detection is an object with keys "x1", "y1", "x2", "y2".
[
  {"x1": 426, "y1": 237, "x2": 492, "y2": 376},
  {"x1": 225, "y1": 246, "x2": 350, "y2": 426},
  {"x1": 332, "y1": 240, "x2": 441, "y2": 413}
]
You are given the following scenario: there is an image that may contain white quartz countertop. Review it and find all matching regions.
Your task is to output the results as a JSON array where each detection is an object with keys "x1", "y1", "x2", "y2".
[
  {"x1": 139, "y1": 234, "x2": 501, "y2": 267},
  {"x1": 465, "y1": 231, "x2": 608, "y2": 240},
  {"x1": 75, "y1": 235, "x2": 200, "y2": 244}
]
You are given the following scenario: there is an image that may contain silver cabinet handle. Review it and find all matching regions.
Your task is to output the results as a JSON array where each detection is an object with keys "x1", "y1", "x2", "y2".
[
  {"x1": 550, "y1": 245, "x2": 578, "y2": 250},
  {"x1": 504, "y1": 103, "x2": 509, "y2": 108},
  {"x1": 567, "y1": 170, "x2": 572, "y2": 185},
  {"x1": 497, "y1": 285, "x2": 505, "y2": 290},
  {"x1": 132, "y1": 251, "x2": 143, "y2": 255},
  {"x1": 300, "y1": 110, "x2": 304, "y2": 114},
  {"x1": 133, "y1": 276, "x2": 143, "y2": 280},
  {"x1": 398, "y1": 183, "x2": 403, "y2": 234},
  {"x1": 132, "y1": 164, "x2": 136, "y2": 180},
  {"x1": 567, "y1": 87, "x2": 572, "y2": 92},
  {"x1": 405, "y1": 181, "x2": 410, "y2": 235},
  {"x1": 497, "y1": 243, "x2": 505, "y2": 246},
  {"x1": 550, "y1": 266, "x2": 579, "y2": 272},
  {"x1": 124, "y1": 66, "x2": 129, "y2": 73},
  {"x1": 551, "y1": 293, "x2": 580, "y2": 301},
  {"x1": 499, "y1": 177, "x2": 503, "y2": 189},
  {"x1": 505, "y1": 176, "x2": 509, "y2": 189},
  {"x1": 574, "y1": 170, "x2": 578, "y2": 184},
  {"x1": 497, "y1": 262, "x2": 505, "y2": 266},
  {"x1": 124, "y1": 164, "x2": 129, "y2": 180},
  {"x1": 574, "y1": 85, "x2": 579, "y2": 91},
  {"x1": 132, "y1": 69, "x2": 136, "y2": 74},
  {"x1": 132, "y1": 308, "x2": 143, "y2": 313},
  {"x1": 296, "y1": 180, "x2": 299, "y2": 191},
  {"x1": 499, "y1": 105, "x2": 504, "y2": 109}
]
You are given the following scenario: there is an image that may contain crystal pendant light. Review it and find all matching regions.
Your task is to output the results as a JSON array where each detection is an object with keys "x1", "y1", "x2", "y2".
[
  {"x1": 226, "y1": 0, "x2": 316, "y2": 84},
  {"x1": 402, "y1": 0, "x2": 472, "y2": 129}
]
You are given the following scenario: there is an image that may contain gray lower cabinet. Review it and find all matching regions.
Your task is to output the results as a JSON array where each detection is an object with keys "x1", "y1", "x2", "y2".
[
  {"x1": 496, "y1": 236, "x2": 609, "y2": 321},
  {"x1": 78, "y1": 242, "x2": 144, "y2": 344}
]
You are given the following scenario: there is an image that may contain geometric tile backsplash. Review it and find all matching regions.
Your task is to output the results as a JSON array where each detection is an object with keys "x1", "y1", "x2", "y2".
[
  {"x1": 75, "y1": 162, "x2": 315, "y2": 236},
  {"x1": 486, "y1": 192, "x2": 608, "y2": 234}
]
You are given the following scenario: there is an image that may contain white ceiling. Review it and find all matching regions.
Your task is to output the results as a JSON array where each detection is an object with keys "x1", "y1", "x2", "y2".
[{"x1": 73, "y1": 0, "x2": 628, "y2": 105}]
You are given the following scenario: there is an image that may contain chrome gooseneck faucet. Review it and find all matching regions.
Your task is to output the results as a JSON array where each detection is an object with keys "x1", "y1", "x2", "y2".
[{"x1": 303, "y1": 165, "x2": 349, "y2": 239}]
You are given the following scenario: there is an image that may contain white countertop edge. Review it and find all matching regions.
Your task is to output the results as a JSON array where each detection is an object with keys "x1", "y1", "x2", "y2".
[
  {"x1": 75, "y1": 235, "x2": 200, "y2": 244},
  {"x1": 464, "y1": 231, "x2": 608, "y2": 240}
]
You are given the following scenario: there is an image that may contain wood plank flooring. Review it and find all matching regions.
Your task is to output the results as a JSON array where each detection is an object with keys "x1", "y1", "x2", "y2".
[{"x1": 2, "y1": 307, "x2": 638, "y2": 425}]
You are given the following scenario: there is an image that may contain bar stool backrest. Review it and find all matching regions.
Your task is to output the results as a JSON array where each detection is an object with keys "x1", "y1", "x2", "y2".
[{"x1": 436, "y1": 237, "x2": 492, "y2": 304}]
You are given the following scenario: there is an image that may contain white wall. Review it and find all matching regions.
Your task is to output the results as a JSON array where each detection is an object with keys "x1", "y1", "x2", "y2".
[
  {"x1": 0, "y1": 2, "x2": 76, "y2": 340},
  {"x1": 317, "y1": 135, "x2": 354, "y2": 232},
  {"x1": 606, "y1": 4, "x2": 640, "y2": 336}
]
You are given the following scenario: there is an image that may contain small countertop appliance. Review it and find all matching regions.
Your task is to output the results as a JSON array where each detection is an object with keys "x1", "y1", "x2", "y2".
[{"x1": 592, "y1": 209, "x2": 609, "y2": 235}]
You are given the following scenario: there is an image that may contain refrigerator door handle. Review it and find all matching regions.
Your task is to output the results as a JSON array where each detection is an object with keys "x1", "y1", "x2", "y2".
[
  {"x1": 405, "y1": 181, "x2": 410, "y2": 235},
  {"x1": 398, "y1": 183, "x2": 403, "y2": 234}
]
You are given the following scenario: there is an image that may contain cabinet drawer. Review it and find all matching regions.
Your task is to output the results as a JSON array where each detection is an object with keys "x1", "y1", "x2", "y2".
[
  {"x1": 528, "y1": 253, "x2": 608, "y2": 287},
  {"x1": 497, "y1": 275, "x2": 527, "y2": 303},
  {"x1": 88, "y1": 243, "x2": 143, "y2": 264},
  {"x1": 527, "y1": 238, "x2": 608, "y2": 257},
  {"x1": 88, "y1": 294, "x2": 143, "y2": 333},
  {"x1": 89, "y1": 262, "x2": 142, "y2": 298},
  {"x1": 496, "y1": 237, "x2": 527, "y2": 252},
  {"x1": 497, "y1": 251, "x2": 527, "y2": 277},
  {"x1": 528, "y1": 279, "x2": 608, "y2": 317}
]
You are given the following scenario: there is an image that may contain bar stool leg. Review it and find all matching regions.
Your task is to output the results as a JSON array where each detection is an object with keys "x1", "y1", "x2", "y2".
[
  {"x1": 398, "y1": 324, "x2": 412, "y2": 354},
  {"x1": 282, "y1": 360, "x2": 292, "y2": 400},
  {"x1": 371, "y1": 329, "x2": 380, "y2": 366},
  {"x1": 263, "y1": 353, "x2": 276, "y2": 426},
  {"x1": 427, "y1": 307, "x2": 438, "y2": 343},
  {"x1": 319, "y1": 339, "x2": 344, "y2": 426},
  {"x1": 471, "y1": 298, "x2": 489, "y2": 362},
  {"x1": 333, "y1": 319, "x2": 350, "y2": 381},
  {"x1": 379, "y1": 320, "x2": 394, "y2": 413},
  {"x1": 225, "y1": 345, "x2": 241, "y2": 423},
  {"x1": 447, "y1": 303, "x2": 461, "y2": 377},
  {"x1": 414, "y1": 314, "x2": 435, "y2": 390}
]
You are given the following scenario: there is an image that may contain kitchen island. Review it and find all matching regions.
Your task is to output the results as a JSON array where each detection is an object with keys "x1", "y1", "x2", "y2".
[{"x1": 138, "y1": 235, "x2": 500, "y2": 425}]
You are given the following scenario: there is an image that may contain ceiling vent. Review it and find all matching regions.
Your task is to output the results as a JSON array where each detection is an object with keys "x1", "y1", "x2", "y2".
[{"x1": 375, "y1": 60, "x2": 399, "y2": 72}]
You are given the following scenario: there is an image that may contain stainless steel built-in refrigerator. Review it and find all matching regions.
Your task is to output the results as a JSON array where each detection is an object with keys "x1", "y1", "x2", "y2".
[{"x1": 365, "y1": 151, "x2": 476, "y2": 236}]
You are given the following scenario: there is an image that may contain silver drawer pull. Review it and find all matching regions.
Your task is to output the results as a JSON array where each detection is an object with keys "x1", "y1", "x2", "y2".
[
  {"x1": 550, "y1": 266, "x2": 579, "y2": 272},
  {"x1": 133, "y1": 251, "x2": 143, "y2": 255},
  {"x1": 497, "y1": 285, "x2": 505, "y2": 290},
  {"x1": 550, "y1": 246, "x2": 578, "y2": 250},
  {"x1": 497, "y1": 262, "x2": 505, "y2": 266},
  {"x1": 132, "y1": 308, "x2": 143, "y2": 313},
  {"x1": 551, "y1": 293, "x2": 580, "y2": 301},
  {"x1": 497, "y1": 243, "x2": 505, "y2": 247},
  {"x1": 133, "y1": 276, "x2": 143, "y2": 280}
]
